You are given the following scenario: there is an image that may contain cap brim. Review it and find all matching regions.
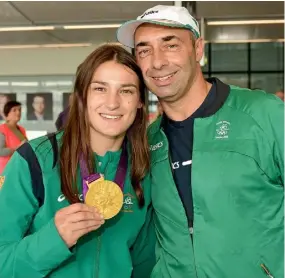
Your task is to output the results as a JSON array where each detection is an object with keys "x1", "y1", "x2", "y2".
[{"x1": 117, "y1": 19, "x2": 186, "y2": 49}]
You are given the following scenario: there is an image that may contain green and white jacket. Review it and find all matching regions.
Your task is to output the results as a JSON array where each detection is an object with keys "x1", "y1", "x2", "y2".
[
  {"x1": 0, "y1": 132, "x2": 155, "y2": 278},
  {"x1": 148, "y1": 78, "x2": 284, "y2": 278}
]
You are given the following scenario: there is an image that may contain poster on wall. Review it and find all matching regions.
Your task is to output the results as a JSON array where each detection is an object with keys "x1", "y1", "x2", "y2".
[
  {"x1": 62, "y1": 92, "x2": 72, "y2": 110},
  {"x1": 0, "y1": 93, "x2": 17, "y2": 121},
  {"x1": 26, "y1": 92, "x2": 53, "y2": 121}
]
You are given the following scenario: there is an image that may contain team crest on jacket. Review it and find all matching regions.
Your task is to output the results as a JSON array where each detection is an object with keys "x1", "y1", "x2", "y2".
[
  {"x1": 0, "y1": 176, "x2": 5, "y2": 189},
  {"x1": 215, "y1": 121, "x2": 230, "y2": 139},
  {"x1": 122, "y1": 193, "x2": 134, "y2": 213}
]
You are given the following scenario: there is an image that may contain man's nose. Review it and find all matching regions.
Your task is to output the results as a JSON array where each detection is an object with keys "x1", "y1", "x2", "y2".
[{"x1": 151, "y1": 49, "x2": 169, "y2": 70}]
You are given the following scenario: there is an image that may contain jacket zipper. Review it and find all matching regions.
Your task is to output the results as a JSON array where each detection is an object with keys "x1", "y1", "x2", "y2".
[
  {"x1": 191, "y1": 228, "x2": 199, "y2": 278},
  {"x1": 95, "y1": 236, "x2": 101, "y2": 278},
  {"x1": 94, "y1": 159, "x2": 109, "y2": 278},
  {"x1": 168, "y1": 150, "x2": 198, "y2": 277},
  {"x1": 162, "y1": 129, "x2": 199, "y2": 278},
  {"x1": 260, "y1": 264, "x2": 274, "y2": 278}
]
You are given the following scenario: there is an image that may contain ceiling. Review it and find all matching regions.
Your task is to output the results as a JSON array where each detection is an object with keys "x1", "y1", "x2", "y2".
[
  {"x1": 0, "y1": 1, "x2": 283, "y2": 46},
  {"x1": 0, "y1": 1, "x2": 172, "y2": 45},
  {"x1": 1, "y1": 1, "x2": 175, "y2": 25}
]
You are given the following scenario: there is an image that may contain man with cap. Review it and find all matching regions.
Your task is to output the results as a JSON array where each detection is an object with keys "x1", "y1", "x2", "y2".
[{"x1": 117, "y1": 5, "x2": 284, "y2": 278}]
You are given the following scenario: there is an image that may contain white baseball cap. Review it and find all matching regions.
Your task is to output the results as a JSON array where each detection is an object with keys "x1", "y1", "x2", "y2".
[{"x1": 117, "y1": 5, "x2": 200, "y2": 48}]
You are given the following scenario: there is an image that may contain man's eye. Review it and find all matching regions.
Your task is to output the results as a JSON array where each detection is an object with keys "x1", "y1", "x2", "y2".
[
  {"x1": 167, "y1": 44, "x2": 178, "y2": 49},
  {"x1": 138, "y1": 49, "x2": 150, "y2": 57}
]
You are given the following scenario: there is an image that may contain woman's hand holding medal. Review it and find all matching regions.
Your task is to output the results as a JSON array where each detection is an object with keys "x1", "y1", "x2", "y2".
[{"x1": 54, "y1": 203, "x2": 104, "y2": 248}]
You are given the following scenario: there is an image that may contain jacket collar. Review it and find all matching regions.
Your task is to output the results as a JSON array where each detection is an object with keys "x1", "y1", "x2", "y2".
[{"x1": 149, "y1": 77, "x2": 230, "y2": 135}]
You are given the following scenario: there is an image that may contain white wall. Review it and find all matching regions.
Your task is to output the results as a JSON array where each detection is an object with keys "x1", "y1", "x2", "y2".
[
  {"x1": 0, "y1": 45, "x2": 101, "y2": 134},
  {"x1": 0, "y1": 43, "x2": 132, "y2": 76},
  {"x1": 0, "y1": 43, "x2": 133, "y2": 135},
  {"x1": 0, "y1": 45, "x2": 99, "y2": 76}
]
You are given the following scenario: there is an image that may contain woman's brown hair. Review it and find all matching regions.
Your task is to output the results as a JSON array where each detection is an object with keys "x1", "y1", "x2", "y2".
[{"x1": 59, "y1": 44, "x2": 149, "y2": 207}]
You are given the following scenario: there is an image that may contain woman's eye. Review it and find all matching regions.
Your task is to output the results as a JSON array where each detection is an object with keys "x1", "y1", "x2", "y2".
[
  {"x1": 121, "y1": 89, "x2": 133, "y2": 94},
  {"x1": 93, "y1": 87, "x2": 105, "y2": 92}
]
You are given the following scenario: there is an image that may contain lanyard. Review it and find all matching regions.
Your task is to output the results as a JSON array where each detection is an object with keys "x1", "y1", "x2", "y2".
[{"x1": 79, "y1": 142, "x2": 128, "y2": 201}]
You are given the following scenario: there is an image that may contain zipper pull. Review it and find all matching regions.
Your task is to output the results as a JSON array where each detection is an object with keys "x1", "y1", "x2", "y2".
[{"x1": 260, "y1": 263, "x2": 274, "y2": 278}]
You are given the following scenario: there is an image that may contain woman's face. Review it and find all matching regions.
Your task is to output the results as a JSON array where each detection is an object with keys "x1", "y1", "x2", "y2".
[
  {"x1": 6, "y1": 106, "x2": 21, "y2": 123},
  {"x1": 87, "y1": 60, "x2": 142, "y2": 140}
]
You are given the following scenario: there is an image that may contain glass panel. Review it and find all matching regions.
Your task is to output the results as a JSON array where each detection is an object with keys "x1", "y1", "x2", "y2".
[
  {"x1": 201, "y1": 43, "x2": 209, "y2": 73},
  {"x1": 213, "y1": 74, "x2": 248, "y2": 88},
  {"x1": 148, "y1": 91, "x2": 159, "y2": 123},
  {"x1": 251, "y1": 73, "x2": 284, "y2": 94},
  {"x1": 211, "y1": 43, "x2": 248, "y2": 72},
  {"x1": 251, "y1": 42, "x2": 284, "y2": 71}
]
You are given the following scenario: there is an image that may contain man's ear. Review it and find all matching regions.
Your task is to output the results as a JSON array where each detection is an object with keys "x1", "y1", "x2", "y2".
[{"x1": 195, "y1": 38, "x2": 204, "y2": 63}]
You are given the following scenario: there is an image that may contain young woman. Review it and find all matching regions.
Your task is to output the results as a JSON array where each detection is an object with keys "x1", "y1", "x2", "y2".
[
  {"x1": 0, "y1": 100, "x2": 27, "y2": 173},
  {"x1": 0, "y1": 45, "x2": 154, "y2": 278}
]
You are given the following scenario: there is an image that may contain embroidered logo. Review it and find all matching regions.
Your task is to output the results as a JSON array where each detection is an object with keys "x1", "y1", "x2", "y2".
[
  {"x1": 150, "y1": 141, "x2": 163, "y2": 151},
  {"x1": 140, "y1": 10, "x2": 158, "y2": 19},
  {"x1": 122, "y1": 193, "x2": 134, "y2": 213},
  {"x1": 172, "y1": 160, "x2": 192, "y2": 170},
  {"x1": 0, "y1": 176, "x2": 5, "y2": 189},
  {"x1": 172, "y1": 161, "x2": 180, "y2": 169},
  {"x1": 215, "y1": 121, "x2": 230, "y2": 139}
]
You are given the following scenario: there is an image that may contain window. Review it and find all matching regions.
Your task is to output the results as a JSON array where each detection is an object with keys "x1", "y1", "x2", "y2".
[
  {"x1": 214, "y1": 74, "x2": 248, "y2": 88},
  {"x1": 251, "y1": 73, "x2": 284, "y2": 94},
  {"x1": 201, "y1": 43, "x2": 209, "y2": 73},
  {"x1": 148, "y1": 91, "x2": 158, "y2": 113},
  {"x1": 207, "y1": 42, "x2": 283, "y2": 92},
  {"x1": 251, "y1": 42, "x2": 284, "y2": 71},
  {"x1": 211, "y1": 43, "x2": 248, "y2": 72}
]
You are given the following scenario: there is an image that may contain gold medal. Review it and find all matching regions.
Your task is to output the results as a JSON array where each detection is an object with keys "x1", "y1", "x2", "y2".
[{"x1": 85, "y1": 180, "x2": 123, "y2": 219}]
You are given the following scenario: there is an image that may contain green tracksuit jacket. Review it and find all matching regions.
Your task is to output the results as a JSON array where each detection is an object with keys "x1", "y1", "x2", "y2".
[
  {"x1": 148, "y1": 78, "x2": 284, "y2": 278},
  {"x1": 0, "y1": 132, "x2": 155, "y2": 278}
]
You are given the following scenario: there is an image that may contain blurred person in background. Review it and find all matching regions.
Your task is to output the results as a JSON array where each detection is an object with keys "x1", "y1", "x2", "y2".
[
  {"x1": 0, "y1": 44, "x2": 154, "y2": 278},
  {"x1": 0, "y1": 101, "x2": 26, "y2": 174},
  {"x1": 0, "y1": 94, "x2": 11, "y2": 121},
  {"x1": 55, "y1": 93, "x2": 73, "y2": 130},
  {"x1": 118, "y1": 4, "x2": 284, "y2": 278},
  {"x1": 56, "y1": 67, "x2": 81, "y2": 130},
  {"x1": 275, "y1": 90, "x2": 284, "y2": 101}
]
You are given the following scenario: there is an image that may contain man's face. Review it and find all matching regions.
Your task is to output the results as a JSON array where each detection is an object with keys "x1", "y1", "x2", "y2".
[
  {"x1": 135, "y1": 24, "x2": 204, "y2": 102},
  {"x1": 32, "y1": 96, "x2": 45, "y2": 114}
]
